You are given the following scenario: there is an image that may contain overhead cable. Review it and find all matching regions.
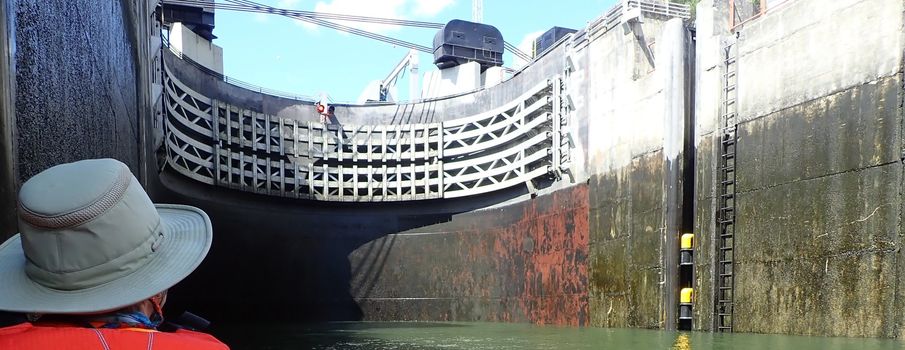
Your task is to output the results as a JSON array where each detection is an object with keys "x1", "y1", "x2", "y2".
[
  {"x1": 163, "y1": 0, "x2": 531, "y2": 61},
  {"x1": 164, "y1": 0, "x2": 432, "y2": 52},
  {"x1": 504, "y1": 42, "x2": 531, "y2": 61},
  {"x1": 162, "y1": 0, "x2": 443, "y2": 28}
]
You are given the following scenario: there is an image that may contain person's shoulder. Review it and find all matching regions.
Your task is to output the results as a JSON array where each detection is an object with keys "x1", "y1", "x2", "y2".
[
  {"x1": 0, "y1": 312, "x2": 26, "y2": 328},
  {"x1": 0, "y1": 322, "x2": 31, "y2": 335},
  {"x1": 155, "y1": 329, "x2": 230, "y2": 350}
]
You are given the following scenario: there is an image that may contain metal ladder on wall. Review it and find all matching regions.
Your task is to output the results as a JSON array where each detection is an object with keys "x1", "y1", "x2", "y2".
[{"x1": 715, "y1": 40, "x2": 738, "y2": 333}]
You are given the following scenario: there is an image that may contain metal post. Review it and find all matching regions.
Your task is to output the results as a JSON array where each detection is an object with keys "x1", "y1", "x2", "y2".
[
  {"x1": 0, "y1": 0, "x2": 17, "y2": 242},
  {"x1": 659, "y1": 19, "x2": 687, "y2": 332}
]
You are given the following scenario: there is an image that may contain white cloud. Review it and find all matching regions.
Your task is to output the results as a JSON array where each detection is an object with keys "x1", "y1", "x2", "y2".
[
  {"x1": 277, "y1": 0, "x2": 300, "y2": 7},
  {"x1": 412, "y1": 0, "x2": 454, "y2": 17},
  {"x1": 296, "y1": 19, "x2": 319, "y2": 32},
  {"x1": 272, "y1": 0, "x2": 453, "y2": 34},
  {"x1": 253, "y1": 12, "x2": 269, "y2": 23},
  {"x1": 514, "y1": 30, "x2": 544, "y2": 68}
]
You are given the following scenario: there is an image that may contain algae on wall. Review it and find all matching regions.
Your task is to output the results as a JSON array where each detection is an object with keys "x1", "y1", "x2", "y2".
[{"x1": 693, "y1": 0, "x2": 905, "y2": 338}]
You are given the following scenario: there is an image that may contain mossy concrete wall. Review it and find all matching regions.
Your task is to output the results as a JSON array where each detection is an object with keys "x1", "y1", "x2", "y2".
[
  {"x1": 586, "y1": 18, "x2": 690, "y2": 329},
  {"x1": 695, "y1": 0, "x2": 905, "y2": 337},
  {"x1": 590, "y1": 153, "x2": 667, "y2": 328}
]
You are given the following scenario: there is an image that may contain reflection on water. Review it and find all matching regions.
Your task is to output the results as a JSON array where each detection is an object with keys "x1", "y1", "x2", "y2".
[
  {"x1": 673, "y1": 333, "x2": 691, "y2": 350},
  {"x1": 214, "y1": 322, "x2": 905, "y2": 350}
]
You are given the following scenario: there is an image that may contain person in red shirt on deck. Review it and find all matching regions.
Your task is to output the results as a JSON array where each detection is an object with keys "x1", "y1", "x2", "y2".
[{"x1": 0, "y1": 158, "x2": 228, "y2": 350}]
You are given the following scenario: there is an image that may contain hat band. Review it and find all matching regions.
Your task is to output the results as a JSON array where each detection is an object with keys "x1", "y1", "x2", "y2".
[
  {"x1": 18, "y1": 165, "x2": 131, "y2": 230},
  {"x1": 24, "y1": 219, "x2": 164, "y2": 291}
]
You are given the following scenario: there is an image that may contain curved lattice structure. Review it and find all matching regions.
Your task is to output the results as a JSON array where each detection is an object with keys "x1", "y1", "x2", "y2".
[{"x1": 163, "y1": 63, "x2": 570, "y2": 201}]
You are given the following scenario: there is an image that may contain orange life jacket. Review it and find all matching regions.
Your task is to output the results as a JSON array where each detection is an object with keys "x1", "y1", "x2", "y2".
[{"x1": 0, "y1": 322, "x2": 229, "y2": 350}]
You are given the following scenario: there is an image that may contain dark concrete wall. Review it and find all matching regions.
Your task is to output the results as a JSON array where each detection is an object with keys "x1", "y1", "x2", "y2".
[
  {"x1": 349, "y1": 185, "x2": 589, "y2": 325},
  {"x1": 157, "y1": 170, "x2": 454, "y2": 322},
  {"x1": 156, "y1": 169, "x2": 588, "y2": 325},
  {"x1": 13, "y1": 0, "x2": 142, "y2": 182}
]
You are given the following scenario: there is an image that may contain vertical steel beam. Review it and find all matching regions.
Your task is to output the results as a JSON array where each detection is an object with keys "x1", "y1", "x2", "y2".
[
  {"x1": 292, "y1": 119, "x2": 299, "y2": 157},
  {"x1": 265, "y1": 157, "x2": 271, "y2": 194},
  {"x1": 0, "y1": 0, "x2": 16, "y2": 242},
  {"x1": 552, "y1": 77, "x2": 562, "y2": 178},
  {"x1": 437, "y1": 124, "x2": 444, "y2": 198},
  {"x1": 211, "y1": 99, "x2": 220, "y2": 186},
  {"x1": 340, "y1": 164, "x2": 345, "y2": 200},
  {"x1": 265, "y1": 113, "x2": 271, "y2": 152}
]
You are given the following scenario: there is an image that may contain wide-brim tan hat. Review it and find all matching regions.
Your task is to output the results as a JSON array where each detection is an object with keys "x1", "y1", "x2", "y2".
[{"x1": 0, "y1": 159, "x2": 212, "y2": 314}]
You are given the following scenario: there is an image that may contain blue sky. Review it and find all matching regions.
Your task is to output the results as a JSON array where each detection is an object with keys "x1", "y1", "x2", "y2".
[{"x1": 212, "y1": 0, "x2": 617, "y2": 102}]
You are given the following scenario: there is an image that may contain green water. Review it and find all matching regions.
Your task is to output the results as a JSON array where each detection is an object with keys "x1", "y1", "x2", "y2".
[{"x1": 215, "y1": 322, "x2": 905, "y2": 350}]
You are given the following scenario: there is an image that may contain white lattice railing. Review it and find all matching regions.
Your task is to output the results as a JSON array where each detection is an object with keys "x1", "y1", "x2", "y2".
[
  {"x1": 163, "y1": 64, "x2": 570, "y2": 202},
  {"x1": 584, "y1": 0, "x2": 691, "y2": 39}
]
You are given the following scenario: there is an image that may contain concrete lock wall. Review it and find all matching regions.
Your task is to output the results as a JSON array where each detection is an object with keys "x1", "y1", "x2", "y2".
[
  {"x1": 339, "y1": 16, "x2": 690, "y2": 326},
  {"x1": 586, "y1": 17, "x2": 690, "y2": 329},
  {"x1": 695, "y1": 0, "x2": 905, "y2": 337},
  {"x1": 0, "y1": 0, "x2": 157, "y2": 241}
]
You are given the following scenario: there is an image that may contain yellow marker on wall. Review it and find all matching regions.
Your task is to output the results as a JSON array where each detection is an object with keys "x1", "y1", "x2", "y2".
[
  {"x1": 680, "y1": 288, "x2": 694, "y2": 303},
  {"x1": 680, "y1": 233, "x2": 694, "y2": 250}
]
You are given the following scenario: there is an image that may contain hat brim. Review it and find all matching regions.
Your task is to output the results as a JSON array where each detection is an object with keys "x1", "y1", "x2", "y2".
[{"x1": 0, "y1": 204, "x2": 212, "y2": 314}]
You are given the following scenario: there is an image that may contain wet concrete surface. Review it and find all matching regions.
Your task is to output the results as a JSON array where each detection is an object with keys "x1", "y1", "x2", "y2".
[
  {"x1": 589, "y1": 152, "x2": 665, "y2": 328},
  {"x1": 13, "y1": 0, "x2": 141, "y2": 182}
]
